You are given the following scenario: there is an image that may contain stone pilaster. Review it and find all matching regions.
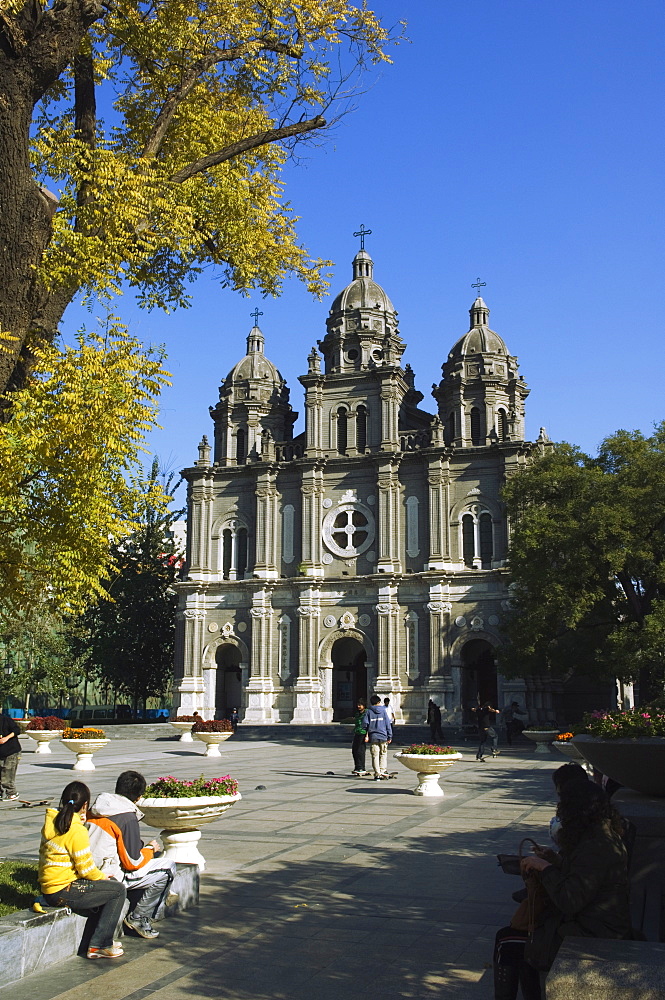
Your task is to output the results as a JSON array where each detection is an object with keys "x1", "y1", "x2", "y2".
[
  {"x1": 377, "y1": 458, "x2": 401, "y2": 573},
  {"x1": 254, "y1": 470, "x2": 278, "y2": 579},
  {"x1": 375, "y1": 585, "x2": 400, "y2": 688},
  {"x1": 292, "y1": 590, "x2": 324, "y2": 722},
  {"x1": 380, "y1": 380, "x2": 400, "y2": 450},
  {"x1": 243, "y1": 589, "x2": 276, "y2": 722},
  {"x1": 299, "y1": 464, "x2": 324, "y2": 576},
  {"x1": 176, "y1": 606, "x2": 206, "y2": 715}
]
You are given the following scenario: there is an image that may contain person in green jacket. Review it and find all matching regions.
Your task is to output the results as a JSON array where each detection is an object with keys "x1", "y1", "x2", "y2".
[{"x1": 351, "y1": 700, "x2": 368, "y2": 775}]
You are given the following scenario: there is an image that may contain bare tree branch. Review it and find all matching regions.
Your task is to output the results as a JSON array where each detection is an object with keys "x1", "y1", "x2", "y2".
[{"x1": 170, "y1": 115, "x2": 326, "y2": 183}]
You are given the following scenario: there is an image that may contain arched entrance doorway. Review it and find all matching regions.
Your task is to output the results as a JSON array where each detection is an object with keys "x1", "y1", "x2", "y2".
[
  {"x1": 215, "y1": 644, "x2": 242, "y2": 719},
  {"x1": 331, "y1": 636, "x2": 367, "y2": 721},
  {"x1": 460, "y1": 638, "x2": 498, "y2": 724}
]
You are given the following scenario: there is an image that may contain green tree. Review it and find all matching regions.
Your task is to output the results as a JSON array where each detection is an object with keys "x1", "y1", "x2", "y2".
[
  {"x1": 75, "y1": 459, "x2": 183, "y2": 712},
  {"x1": 0, "y1": 0, "x2": 397, "y2": 394},
  {"x1": 0, "y1": 603, "x2": 71, "y2": 713},
  {"x1": 501, "y1": 424, "x2": 665, "y2": 696}
]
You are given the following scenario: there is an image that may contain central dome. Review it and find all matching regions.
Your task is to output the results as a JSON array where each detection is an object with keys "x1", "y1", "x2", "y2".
[{"x1": 329, "y1": 249, "x2": 395, "y2": 316}]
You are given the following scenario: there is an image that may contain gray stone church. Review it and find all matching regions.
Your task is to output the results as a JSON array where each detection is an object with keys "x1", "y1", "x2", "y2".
[{"x1": 173, "y1": 245, "x2": 558, "y2": 725}]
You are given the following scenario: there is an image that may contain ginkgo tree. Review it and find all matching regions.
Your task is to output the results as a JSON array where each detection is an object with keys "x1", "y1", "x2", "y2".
[{"x1": 0, "y1": 0, "x2": 397, "y2": 394}]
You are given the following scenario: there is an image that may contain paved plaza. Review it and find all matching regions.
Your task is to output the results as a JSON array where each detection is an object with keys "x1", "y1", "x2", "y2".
[{"x1": 0, "y1": 734, "x2": 560, "y2": 1000}]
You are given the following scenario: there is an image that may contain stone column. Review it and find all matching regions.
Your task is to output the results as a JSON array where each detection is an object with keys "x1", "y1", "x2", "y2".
[
  {"x1": 176, "y1": 607, "x2": 206, "y2": 715},
  {"x1": 254, "y1": 471, "x2": 278, "y2": 579},
  {"x1": 425, "y1": 591, "x2": 453, "y2": 717},
  {"x1": 300, "y1": 464, "x2": 324, "y2": 576},
  {"x1": 299, "y1": 357, "x2": 324, "y2": 457},
  {"x1": 380, "y1": 383, "x2": 400, "y2": 451},
  {"x1": 375, "y1": 585, "x2": 400, "y2": 693},
  {"x1": 243, "y1": 589, "x2": 276, "y2": 722},
  {"x1": 292, "y1": 589, "x2": 324, "y2": 723},
  {"x1": 377, "y1": 458, "x2": 401, "y2": 573}
]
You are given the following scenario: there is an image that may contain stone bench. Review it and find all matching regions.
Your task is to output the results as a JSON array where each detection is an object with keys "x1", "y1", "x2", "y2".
[
  {"x1": 0, "y1": 862, "x2": 199, "y2": 988},
  {"x1": 546, "y1": 937, "x2": 665, "y2": 1000}
]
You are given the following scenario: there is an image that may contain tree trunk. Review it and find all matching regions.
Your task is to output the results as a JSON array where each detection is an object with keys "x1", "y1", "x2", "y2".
[{"x1": 0, "y1": 66, "x2": 53, "y2": 395}]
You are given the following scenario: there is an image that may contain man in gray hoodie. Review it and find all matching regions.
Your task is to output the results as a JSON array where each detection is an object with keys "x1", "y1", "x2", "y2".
[
  {"x1": 363, "y1": 696, "x2": 393, "y2": 780},
  {"x1": 88, "y1": 770, "x2": 176, "y2": 940}
]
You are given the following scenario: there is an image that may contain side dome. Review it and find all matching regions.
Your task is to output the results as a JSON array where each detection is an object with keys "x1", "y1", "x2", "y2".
[
  {"x1": 222, "y1": 325, "x2": 285, "y2": 388},
  {"x1": 447, "y1": 297, "x2": 508, "y2": 360},
  {"x1": 329, "y1": 249, "x2": 395, "y2": 315}
]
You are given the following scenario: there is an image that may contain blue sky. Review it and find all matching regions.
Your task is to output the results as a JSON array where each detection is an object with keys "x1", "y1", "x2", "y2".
[{"x1": 65, "y1": 0, "x2": 665, "y2": 473}]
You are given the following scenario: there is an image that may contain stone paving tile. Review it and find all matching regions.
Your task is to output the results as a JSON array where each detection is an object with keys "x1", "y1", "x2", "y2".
[{"x1": 1, "y1": 738, "x2": 560, "y2": 1000}]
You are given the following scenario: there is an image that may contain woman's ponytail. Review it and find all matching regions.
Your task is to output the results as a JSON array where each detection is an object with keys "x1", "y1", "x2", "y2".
[{"x1": 54, "y1": 781, "x2": 90, "y2": 835}]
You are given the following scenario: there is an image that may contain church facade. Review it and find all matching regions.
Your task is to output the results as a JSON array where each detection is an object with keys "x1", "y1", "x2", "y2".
[{"x1": 173, "y1": 247, "x2": 553, "y2": 724}]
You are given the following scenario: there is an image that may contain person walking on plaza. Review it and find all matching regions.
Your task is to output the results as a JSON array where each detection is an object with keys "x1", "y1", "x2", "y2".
[
  {"x1": 503, "y1": 701, "x2": 528, "y2": 746},
  {"x1": 363, "y1": 695, "x2": 393, "y2": 780},
  {"x1": 0, "y1": 712, "x2": 22, "y2": 800},
  {"x1": 383, "y1": 697, "x2": 396, "y2": 725},
  {"x1": 427, "y1": 699, "x2": 444, "y2": 742},
  {"x1": 88, "y1": 770, "x2": 176, "y2": 940},
  {"x1": 230, "y1": 707, "x2": 240, "y2": 733},
  {"x1": 39, "y1": 781, "x2": 127, "y2": 959},
  {"x1": 351, "y1": 699, "x2": 368, "y2": 775},
  {"x1": 474, "y1": 701, "x2": 500, "y2": 760}
]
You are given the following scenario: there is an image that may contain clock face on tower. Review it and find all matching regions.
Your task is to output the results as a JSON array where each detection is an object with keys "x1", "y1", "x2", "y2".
[{"x1": 322, "y1": 502, "x2": 376, "y2": 559}]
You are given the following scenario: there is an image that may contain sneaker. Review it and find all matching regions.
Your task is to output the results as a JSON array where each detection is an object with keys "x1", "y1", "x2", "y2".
[
  {"x1": 492, "y1": 750, "x2": 500, "y2": 757},
  {"x1": 351, "y1": 770, "x2": 361, "y2": 776},
  {"x1": 87, "y1": 945, "x2": 124, "y2": 959},
  {"x1": 6, "y1": 793, "x2": 18, "y2": 801},
  {"x1": 123, "y1": 913, "x2": 160, "y2": 939},
  {"x1": 477, "y1": 756, "x2": 486, "y2": 762}
]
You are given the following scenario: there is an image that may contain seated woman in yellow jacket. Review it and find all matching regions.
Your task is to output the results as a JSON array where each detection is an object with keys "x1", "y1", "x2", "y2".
[{"x1": 39, "y1": 780, "x2": 127, "y2": 959}]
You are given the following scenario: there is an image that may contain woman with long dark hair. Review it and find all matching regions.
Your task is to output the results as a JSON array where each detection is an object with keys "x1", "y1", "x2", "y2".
[
  {"x1": 493, "y1": 779, "x2": 631, "y2": 1000},
  {"x1": 39, "y1": 781, "x2": 127, "y2": 959}
]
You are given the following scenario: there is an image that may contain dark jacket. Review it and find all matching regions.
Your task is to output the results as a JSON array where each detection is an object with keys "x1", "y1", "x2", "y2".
[
  {"x1": 363, "y1": 705, "x2": 392, "y2": 743},
  {"x1": 353, "y1": 710, "x2": 368, "y2": 737},
  {"x1": 526, "y1": 821, "x2": 631, "y2": 970},
  {"x1": 0, "y1": 714, "x2": 21, "y2": 759}
]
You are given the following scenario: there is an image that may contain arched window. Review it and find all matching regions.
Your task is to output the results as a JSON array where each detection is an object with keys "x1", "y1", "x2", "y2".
[
  {"x1": 479, "y1": 513, "x2": 493, "y2": 568},
  {"x1": 448, "y1": 411, "x2": 455, "y2": 444},
  {"x1": 498, "y1": 409, "x2": 508, "y2": 442},
  {"x1": 236, "y1": 428, "x2": 246, "y2": 464},
  {"x1": 470, "y1": 407, "x2": 482, "y2": 446},
  {"x1": 222, "y1": 529, "x2": 232, "y2": 579},
  {"x1": 462, "y1": 514, "x2": 475, "y2": 567},
  {"x1": 337, "y1": 407, "x2": 347, "y2": 455},
  {"x1": 356, "y1": 405, "x2": 367, "y2": 453},
  {"x1": 237, "y1": 528, "x2": 248, "y2": 578}
]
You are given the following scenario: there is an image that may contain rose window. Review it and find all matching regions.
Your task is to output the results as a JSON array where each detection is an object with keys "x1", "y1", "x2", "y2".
[{"x1": 322, "y1": 502, "x2": 375, "y2": 559}]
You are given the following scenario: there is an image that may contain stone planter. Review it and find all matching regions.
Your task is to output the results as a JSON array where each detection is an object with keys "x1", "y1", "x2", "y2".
[
  {"x1": 523, "y1": 730, "x2": 559, "y2": 754},
  {"x1": 16, "y1": 720, "x2": 32, "y2": 734},
  {"x1": 394, "y1": 752, "x2": 463, "y2": 797},
  {"x1": 26, "y1": 731, "x2": 63, "y2": 754},
  {"x1": 139, "y1": 793, "x2": 241, "y2": 871},
  {"x1": 60, "y1": 738, "x2": 109, "y2": 771},
  {"x1": 572, "y1": 736, "x2": 665, "y2": 797},
  {"x1": 169, "y1": 721, "x2": 195, "y2": 742},
  {"x1": 193, "y1": 731, "x2": 233, "y2": 756},
  {"x1": 553, "y1": 740, "x2": 593, "y2": 773}
]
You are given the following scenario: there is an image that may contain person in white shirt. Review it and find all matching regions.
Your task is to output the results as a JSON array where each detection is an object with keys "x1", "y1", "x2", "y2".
[{"x1": 383, "y1": 697, "x2": 396, "y2": 725}]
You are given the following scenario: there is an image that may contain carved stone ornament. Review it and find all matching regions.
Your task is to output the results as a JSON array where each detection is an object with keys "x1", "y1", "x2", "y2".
[
  {"x1": 427, "y1": 475, "x2": 444, "y2": 487},
  {"x1": 466, "y1": 487, "x2": 481, "y2": 496},
  {"x1": 322, "y1": 498, "x2": 333, "y2": 508},
  {"x1": 488, "y1": 614, "x2": 500, "y2": 627},
  {"x1": 207, "y1": 622, "x2": 219, "y2": 633},
  {"x1": 471, "y1": 616, "x2": 484, "y2": 631},
  {"x1": 237, "y1": 621, "x2": 248, "y2": 633},
  {"x1": 322, "y1": 502, "x2": 375, "y2": 559},
  {"x1": 322, "y1": 553, "x2": 333, "y2": 565},
  {"x1": 365, "y1": 551, "x2": 376, "y2": 563},
  {"x1": 249, "y1": 607, "x2": 273, "y2": 619},
  {"x1": 184, "y1": 609, "x2": 206, "y2": 621},
  {"x1": 324, "y1": 615, "x2": 336, "y2": 628},
  {"x1": 221, "y1": 622, "x2": 235, "y2": 637},
  {"x1": 454, "y1": 615, "x2": 467, "y2": 628},
  {"x1": 339, "y1": 612, "x2": 355, "y2": 630},
  {"x1": 367, "y1": 496, "x2": 376, "y2": 506},
  {"x1": 427, "y1": 602, "x2": 452, "y2": 614},
  {"x1": 339, "y1": 489, "x2": 357, "y2": 504},
  {"x1": 297, "y1": 606, "x2": 320, "y2": 618},
  {"x1": 375, "y1": 604, "x2": 399, "y2": 616}
]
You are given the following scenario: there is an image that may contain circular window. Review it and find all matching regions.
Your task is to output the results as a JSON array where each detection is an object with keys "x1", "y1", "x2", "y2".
[
  {"x1": 346, "y1": 348, "x2": 359, "y2": 361},
  {"x1": 322, "y1": 502, "x2": 375, "y2": 558},
  {"x1": 372, "y1": 348, "x2": 383, "y2": 361}
]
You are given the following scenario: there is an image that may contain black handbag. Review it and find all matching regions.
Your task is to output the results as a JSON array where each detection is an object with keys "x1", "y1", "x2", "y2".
[{"x1": 496, "y1": 837, "x2": 540, "y2": 876}]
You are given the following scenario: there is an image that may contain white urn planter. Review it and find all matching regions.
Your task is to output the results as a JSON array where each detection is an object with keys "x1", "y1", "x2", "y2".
[
  {"x1": 523, "y1": 730, "x2": 559, "y2": 754},
  {"x1": 394, "y1": 752, "x2": 463, "y2": 797},
  {"x1": 60, "y1": 738, "x2": 109, "y2": 770},
  {"x1": 27, "y1": 731, "x2": 63, "y2": 754},
  {"x1": 193, "y1": 731, "x2": 233, "y2": 756},
  {"x1": 17, "y1": 719, "x2": 33, "y2": 734},
  {"x1": 169, "y1": 721, "x2": 195, "y2": 743},
  {"x1": 139, "y1": 793, "x2": 241, "y2": 871}
]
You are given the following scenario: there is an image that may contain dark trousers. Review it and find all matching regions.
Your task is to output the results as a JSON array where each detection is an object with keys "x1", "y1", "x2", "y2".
[
  {"x1": 0, "y1": 752, "x2": 20, "y2": 796},
  {"x1": 478, "y1": 726, "x2": 498, "y2": 758},
  {"x1": 351, "y1": 734, "x2": 367, "y2": 771},
  {"x1": 429, "y1": 723, "x2": 444, "y2": 742},
  {"x1": 493, "y1": 926, "x2": 541, "y2": 1000},
  {"x1": 44, "y1": 878, "x2": 127, "y2": 949}
]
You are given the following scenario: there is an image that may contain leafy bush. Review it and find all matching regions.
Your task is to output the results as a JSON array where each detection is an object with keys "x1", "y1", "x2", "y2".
[
  {"x1": 192, "y1": 719, "x2": 233, "y2": 733},
  {"x1": 579, "y1": 710, "x2": 665, "y2": 739},
  {"x1": 26, "y1": 716, "x2": 66, "y2": 731},
  {"x1": 401, "y1": 744, "x2": 457, "y2": 755},
  {"x1": 144, "y1": 775, "x2": 239, "y2": 798},
  {"x1": 172, "y1": 715, "x2": 197, "y2": 722},
  {"x1": 62, "y1": 727, "x2": 105, "y2": 739}
]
